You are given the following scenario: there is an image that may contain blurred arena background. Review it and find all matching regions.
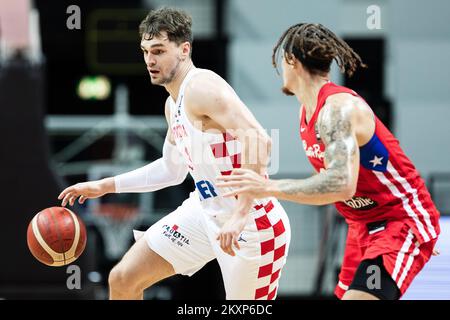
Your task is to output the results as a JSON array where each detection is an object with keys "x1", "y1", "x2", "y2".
[{"x1": 0, "y1": 0, "x2": 449, "y2": 300}]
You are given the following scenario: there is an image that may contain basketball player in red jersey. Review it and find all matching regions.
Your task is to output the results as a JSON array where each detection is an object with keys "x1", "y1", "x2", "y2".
[{"x1": 217, "y1": 23, "x2": 441, "y2": 300}]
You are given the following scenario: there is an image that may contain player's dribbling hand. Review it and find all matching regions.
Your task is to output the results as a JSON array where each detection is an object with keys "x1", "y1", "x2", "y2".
[
  {"x1": 58, "y1": 178, "x2": 115, "y2": 207},
  {"x1": 216, "y1": 213, "x2": 248, "y2": 256}
]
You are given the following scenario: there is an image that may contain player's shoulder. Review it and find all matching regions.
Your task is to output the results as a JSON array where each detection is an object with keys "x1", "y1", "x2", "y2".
[
  {"x1": 318, "y1": 93, "x2": 356, "y2": 123},
  {"x1": 322, "y1": 92, "x2": 372, "y2": 120},
  {"x1": 185, "y1": 68, "x2": 228, "y2": 94},
  {"x1": 325, "y1": 92, "x2": 359, "y2": 107},
  {"x1": 184, "y1": 69, "x2": 234, "y2": 110}
]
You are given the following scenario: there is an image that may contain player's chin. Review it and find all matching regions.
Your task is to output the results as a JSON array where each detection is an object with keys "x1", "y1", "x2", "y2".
[
  {"x1": 281, "y1": 86, "x2": 295, "y2": 96},
  {"x1": 149, "y1": 75, "x2": 164, "y2": 85},
  {"x1": 150, "y1": 78, "x2": 162, "y2": 85}
]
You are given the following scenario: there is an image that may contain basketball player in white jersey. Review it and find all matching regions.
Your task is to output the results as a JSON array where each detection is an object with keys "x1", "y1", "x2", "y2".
[{"x1": 58, "y1": 7, "x2": 291, "y2": 300}]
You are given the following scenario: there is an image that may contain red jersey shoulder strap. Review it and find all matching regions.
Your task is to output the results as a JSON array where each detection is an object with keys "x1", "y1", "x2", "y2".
[
  {"x1": 317, "y1": 82, "x2": 359, "y2": 109},
  {"x1": 306, "y1": 82, "x2": 359, "y2": 126},
  {"x1": 302, "y1": 82, "x2": 361, "y2": 128}
]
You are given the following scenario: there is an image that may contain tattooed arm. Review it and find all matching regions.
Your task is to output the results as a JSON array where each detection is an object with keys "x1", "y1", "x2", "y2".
[
  {"x1": 272, "y1": 101, "x2": 360, "y2": 205},
  {"x1": 217, "y1": 99, "x2": 361, "y2": 205}
]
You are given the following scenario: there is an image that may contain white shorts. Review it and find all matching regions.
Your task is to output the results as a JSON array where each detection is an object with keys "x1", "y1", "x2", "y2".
[{"x1": 139, "y1": 193, "x2": 291, "y2": 300}]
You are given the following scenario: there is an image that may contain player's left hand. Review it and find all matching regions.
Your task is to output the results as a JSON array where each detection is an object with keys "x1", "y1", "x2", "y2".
[
  {"x1": 216, "y1": 213, "x2": 248, "y2": 256},
  {"x1": 216, "y1": 169, "x2": 273, "y2": 198}
]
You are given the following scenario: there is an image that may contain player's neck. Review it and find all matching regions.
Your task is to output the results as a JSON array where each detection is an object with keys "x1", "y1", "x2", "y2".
[
  {"x1": 165, "y1": 60, "x2": 195, "y2": 101},
  {"x1": 297, "y1": 75, "x2": 330, "y2": 122}
]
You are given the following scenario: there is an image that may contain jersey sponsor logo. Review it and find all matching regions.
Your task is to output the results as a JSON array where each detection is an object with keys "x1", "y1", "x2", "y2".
[
  {"x1": 162, "y1": 224, "x2": 190, "y2": 246},
  {"x1": 343, "y1": 196, "x2": 378, "y2": 210},
  {"x1": 196, "y1": 180, "x2": 218, "y2": 200},
  {"x1": 303, "y1": 140, "x2": 324, "y2": 160}
]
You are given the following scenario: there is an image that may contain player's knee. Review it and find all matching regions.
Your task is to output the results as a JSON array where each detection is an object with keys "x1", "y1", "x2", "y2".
[
  {"x1": 108, "y1": 264, "x2": 140, "y2": 293},
  {"x1": 342, "y1": 289, "x2": 379, "y2": 300},
  {"x1": 108, "y1": 265, "x2": 126, "y2": 291}
]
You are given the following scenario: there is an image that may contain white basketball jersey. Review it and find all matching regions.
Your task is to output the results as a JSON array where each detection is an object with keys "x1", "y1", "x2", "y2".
[{"x1": 169, "y1": 68, "x2": 270, "y2": 216}]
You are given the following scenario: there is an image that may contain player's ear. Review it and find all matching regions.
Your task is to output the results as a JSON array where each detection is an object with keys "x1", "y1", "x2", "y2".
[
  {"x1": 285, "y1": 53, "x2": 296, "y2": 67},
  {"x1": 180, "y1": 41, "x2": 191, "y2": 60},
  {"x1": 294, "y1": 58, "x2": 308, "y2": 76}
]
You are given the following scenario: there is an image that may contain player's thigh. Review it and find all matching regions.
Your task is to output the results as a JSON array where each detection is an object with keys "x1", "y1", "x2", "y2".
[
  {"x1": 111, "y1": 235, "x2": 175, "y2": 289},
  {"x1": 346, "y1": 256, "x2": 400, "y2": 300}
]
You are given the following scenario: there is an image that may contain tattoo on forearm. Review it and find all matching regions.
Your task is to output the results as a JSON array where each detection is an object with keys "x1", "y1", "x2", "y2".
[
  {"x1": 278, "y1": 104, "x2": 357, "y2": 197},
  {"x1": 278, "y1": 170, "x2": 348, "y2": 195}
]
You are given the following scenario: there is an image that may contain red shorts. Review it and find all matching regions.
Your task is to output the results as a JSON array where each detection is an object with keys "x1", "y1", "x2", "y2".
[{"x1": 335, "y1": 219, "x2": 437, "y2": 299}]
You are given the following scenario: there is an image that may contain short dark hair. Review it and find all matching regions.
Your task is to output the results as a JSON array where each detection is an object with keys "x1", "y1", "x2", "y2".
[
  {"x1": 273, "y1": 23, "x2": 366, "y2": 77},
  {"x1": 139, "y1": 7, "x2": 193, "y2": 45}
]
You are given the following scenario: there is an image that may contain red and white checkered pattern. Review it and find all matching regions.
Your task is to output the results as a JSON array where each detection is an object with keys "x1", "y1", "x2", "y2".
[
  {"x1": 210, "y1": 132, "x2": 242, "y2": 176},
  {"x1": 251, "y1": 200, "x2": 288, "y2": 300},
  {"x1": 209, "y1": 132, "x2": 287, "y2": 299}
]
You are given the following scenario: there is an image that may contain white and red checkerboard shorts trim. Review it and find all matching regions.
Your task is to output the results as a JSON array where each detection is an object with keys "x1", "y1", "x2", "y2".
[
  {"x1": 251, "y1": 200, "x2": 291, "y2": 299},
  {"x1": 142, "y1": 192, "x2": 291, "y2": 300}
]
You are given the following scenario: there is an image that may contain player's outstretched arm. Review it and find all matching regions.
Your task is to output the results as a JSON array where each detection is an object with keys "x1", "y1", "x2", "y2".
[
  {"x1": 58, "y1": 99, "x2": 189, "y2": 207},
  {"x1": 217, "y1": 101, "x2": 360, "y2": 205}
]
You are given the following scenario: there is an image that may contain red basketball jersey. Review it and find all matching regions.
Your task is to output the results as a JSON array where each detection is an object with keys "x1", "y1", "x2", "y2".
[{"x1": 299, "y1": 82, "x2": 440, "y2": 244}]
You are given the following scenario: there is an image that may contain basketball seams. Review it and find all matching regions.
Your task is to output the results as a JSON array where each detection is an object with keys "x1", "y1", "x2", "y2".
[
  {"x1": 65, "y1": 209, "x2": 80, "y2": 260},
  {"x1": 48, "y1": 207, "x2": 67, "y2": 265},
  {"x1": 31, "y1": 213, "x2": 64, "y2": 264}
]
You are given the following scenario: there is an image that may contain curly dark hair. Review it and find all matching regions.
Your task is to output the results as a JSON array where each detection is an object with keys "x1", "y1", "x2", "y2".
[
  {"x1": 273, "y1": 23, "x2": 367, "y2": 77},
  {"x1": 139, "y1": 7, "x2": 193, "y2": 46}
]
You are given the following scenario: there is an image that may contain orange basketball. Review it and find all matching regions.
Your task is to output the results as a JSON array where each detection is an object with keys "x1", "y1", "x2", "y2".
[{"x1": 27, "y1": 207, "x2": 87, "y2": 267}]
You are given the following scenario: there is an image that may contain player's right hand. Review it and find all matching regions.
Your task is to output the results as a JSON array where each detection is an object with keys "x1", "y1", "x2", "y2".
[
  {"x1": 58, "y1": 177, "x2": 115, "y2": 207},
  {"x1": 216, "y1": 213, "x2": 248, "y2": 256}
]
